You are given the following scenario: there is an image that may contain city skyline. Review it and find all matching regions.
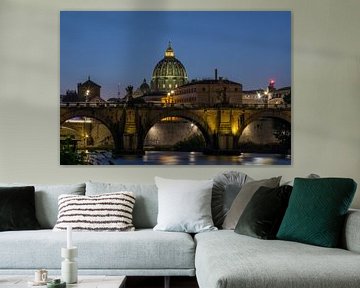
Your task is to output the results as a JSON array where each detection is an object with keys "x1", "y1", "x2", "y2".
[{"x1": 60, "y1": 11, "x2": 291, "y2": 99}]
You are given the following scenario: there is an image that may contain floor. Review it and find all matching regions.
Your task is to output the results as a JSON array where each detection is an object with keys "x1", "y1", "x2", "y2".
[{"x1": 126, "y1": 276, "x2": 199, "y2": 288}]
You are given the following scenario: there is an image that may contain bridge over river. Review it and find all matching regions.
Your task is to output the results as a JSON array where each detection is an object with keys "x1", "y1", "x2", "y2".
[{"x1": 60, "y1": 102, "x2": 291, "y2": 155}]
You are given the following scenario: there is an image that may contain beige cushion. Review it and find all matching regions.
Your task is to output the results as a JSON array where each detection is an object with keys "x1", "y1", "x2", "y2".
[{"x1": 222, "y1": 177, "x2": 281, "y2": 230}]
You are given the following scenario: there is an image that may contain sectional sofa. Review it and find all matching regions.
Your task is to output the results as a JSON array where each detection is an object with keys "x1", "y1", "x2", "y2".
[{"x1": 0, "y1": 174, "x2": 359, "y2": 288}]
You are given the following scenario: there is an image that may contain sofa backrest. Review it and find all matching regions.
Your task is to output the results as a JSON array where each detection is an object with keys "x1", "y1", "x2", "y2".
[{"x1": 86, "y1": 181, "x2": 158, "y2": 229}]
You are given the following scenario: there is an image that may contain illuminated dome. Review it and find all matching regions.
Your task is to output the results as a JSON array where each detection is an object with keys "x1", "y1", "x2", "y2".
[{"x1": 151, "y1": 42, "x2": 188, "y2": 93}]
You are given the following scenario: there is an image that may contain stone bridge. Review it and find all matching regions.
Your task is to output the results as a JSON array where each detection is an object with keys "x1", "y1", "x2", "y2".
[{"x1": 60, "y1": 103, "x2": 291, "y2": 154}]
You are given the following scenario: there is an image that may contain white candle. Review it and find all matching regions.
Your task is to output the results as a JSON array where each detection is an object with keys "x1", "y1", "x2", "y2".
[{"x1": 67, "y1": 225, "x2": 72, "y2": 249}]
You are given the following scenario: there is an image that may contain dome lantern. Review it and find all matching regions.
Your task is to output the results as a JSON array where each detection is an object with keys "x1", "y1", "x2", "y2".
[{"x1": 165, "y1": 41, "x2": 175, "y2": 58}]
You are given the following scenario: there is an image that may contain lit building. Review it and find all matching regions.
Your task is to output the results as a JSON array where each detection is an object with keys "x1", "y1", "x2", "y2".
[
  {"x1": 242, "y1": 80, "x2": 290, "y2": 105},
  {"x1": 77, "y1": 77, "x2": 104, "y2": 102},
  {"x1": 61, "y1": 76, "x2": 105, "y2": 103},
  {"x1": 163, "y1": 74, "x2": 242, "y2": 106}
]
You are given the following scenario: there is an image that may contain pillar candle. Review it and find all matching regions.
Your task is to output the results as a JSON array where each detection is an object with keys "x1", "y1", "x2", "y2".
[{"x1": 67, "y1": 225, "x2": 72, "y2": 248}]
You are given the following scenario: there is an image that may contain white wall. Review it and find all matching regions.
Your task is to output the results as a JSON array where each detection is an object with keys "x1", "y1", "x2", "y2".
[{"x1": 0, "y1": 0, "x2": 359, "y2": 208}]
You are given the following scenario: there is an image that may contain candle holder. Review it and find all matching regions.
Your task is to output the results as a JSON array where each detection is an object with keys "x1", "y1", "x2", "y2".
[{"x1": 61, "y1": 247, "x2": 78, "y2": 284}]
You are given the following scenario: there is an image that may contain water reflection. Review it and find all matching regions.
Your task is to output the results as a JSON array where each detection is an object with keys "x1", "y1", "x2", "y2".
[{"x1": 86, "y1": 151, "x2": 291, "y2": 165}]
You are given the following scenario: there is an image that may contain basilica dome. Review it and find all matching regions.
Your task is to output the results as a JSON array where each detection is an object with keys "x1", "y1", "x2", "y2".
[{"x1": 151, "y1": 42, "x2": 188, "y2": 93}]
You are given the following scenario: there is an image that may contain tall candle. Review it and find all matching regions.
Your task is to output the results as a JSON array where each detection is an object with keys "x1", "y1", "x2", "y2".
[{"x1": 67, "y1": 225, "x2": 72, "y2": 249}]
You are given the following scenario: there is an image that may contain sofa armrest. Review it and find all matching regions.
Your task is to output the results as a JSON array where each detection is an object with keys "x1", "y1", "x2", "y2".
[{"x1": 342, "y1": 209, "x2": 360, "y2": 253}]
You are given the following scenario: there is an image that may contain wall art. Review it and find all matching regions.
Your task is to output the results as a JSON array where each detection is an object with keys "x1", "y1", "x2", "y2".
[{"x1": 60, "y1": 11, "x2": 291, "y2": 165}]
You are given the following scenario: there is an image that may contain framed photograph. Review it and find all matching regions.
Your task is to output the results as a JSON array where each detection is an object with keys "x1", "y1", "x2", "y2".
[{"x1": 60, "y1": 11, "x2": 291, "y2": 165}]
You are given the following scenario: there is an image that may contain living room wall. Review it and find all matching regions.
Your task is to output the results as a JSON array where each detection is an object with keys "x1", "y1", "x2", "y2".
[{"x1": 0, "y1": 0, "x2": 359, "y2": 208}]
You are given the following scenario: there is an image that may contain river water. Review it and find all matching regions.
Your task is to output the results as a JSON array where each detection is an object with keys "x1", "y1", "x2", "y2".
[{"x1": 86, "y1": 151, "x2": 291, "y2": 165}]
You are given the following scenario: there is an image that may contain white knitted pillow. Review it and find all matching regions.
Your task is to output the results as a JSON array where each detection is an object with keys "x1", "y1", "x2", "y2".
[{"x1": 53, "y1": 192, "x2": 135, "y2": 231}]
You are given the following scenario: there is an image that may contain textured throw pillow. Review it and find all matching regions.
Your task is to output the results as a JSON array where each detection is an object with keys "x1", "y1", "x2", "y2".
[
  {"x1": 154, "y1": 177, "x2": 217, "y2": 233},
  {"x1": 277, "y1": 178, "x2": 357, "y2": 247},
  {"x1": 235, "y1": 185, "x2": 293, "y2": 239},
  {"x1": 53, "y1": 192, "x2": 136, "y2": 231},
  {"x1": 86, "y1": 181, "x2": 158, "y2": 229},
  {"x1": 212, "y1": 171, "x2": 252, "y2": 228},
  {"x1": 222, "y1": 176, "x2": 281, "y2": 230},
  {"x1": 0, "y1": 186, "x2": 41, "y2": 231}
]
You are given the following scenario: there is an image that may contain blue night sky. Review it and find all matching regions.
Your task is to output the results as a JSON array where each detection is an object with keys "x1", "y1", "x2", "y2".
[{"x1": 60, "y1": 11, "x2": 291, "y2": 99}]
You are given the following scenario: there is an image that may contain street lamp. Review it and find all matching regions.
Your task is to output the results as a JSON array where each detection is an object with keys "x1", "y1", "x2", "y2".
[{"x1": 85, "y1": 89, "x2": 90, "y2": 102}]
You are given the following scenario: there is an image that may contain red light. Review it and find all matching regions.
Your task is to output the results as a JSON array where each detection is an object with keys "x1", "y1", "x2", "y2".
[{"x1": 270, "y1": 80, "x2": 275, "y2": 84}]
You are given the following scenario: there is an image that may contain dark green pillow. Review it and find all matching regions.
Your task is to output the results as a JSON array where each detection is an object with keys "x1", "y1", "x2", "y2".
[
  {"x1": 234, "y1": 185, "x2": 292, "y2": 239},
  {"x1": 0, "y1": 186, "x2": 41, "y2": 231},
  {"x1": 276, "y1": 178, "x2": 357, "y2": 247}
]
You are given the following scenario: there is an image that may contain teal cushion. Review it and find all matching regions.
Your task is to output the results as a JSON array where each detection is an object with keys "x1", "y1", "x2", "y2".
[{"x1": 277, "y1": 178, "x2": 357, "y2": 247}]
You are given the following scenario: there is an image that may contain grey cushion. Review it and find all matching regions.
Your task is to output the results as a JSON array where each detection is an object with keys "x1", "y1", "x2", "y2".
[
  {"x1": 0, "y1": 183, "x2": 85, "y2": 228},
  {"x1": 153, "y1": 177, "x2": 216, "y2": 233},
  {"x1": 212, "y1": 171, "x2": 252, "y2": 228},
  {"x1": 0, "y1": 229, "x2": 195, "y2": 271},
  {"x1": 222, "y1": 177, "x2": 281, "y2": 229},
  {"x1": 195, "y1": 230, "x2": 360, "y2": 288},
  {"x1": 85, "y1": 182, "x2": 158, "y2": 229}
]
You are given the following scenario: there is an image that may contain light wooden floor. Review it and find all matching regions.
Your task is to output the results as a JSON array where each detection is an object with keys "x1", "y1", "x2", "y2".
[{"x1": 126, "y1": 276, "x2": 199, "y2": 288}]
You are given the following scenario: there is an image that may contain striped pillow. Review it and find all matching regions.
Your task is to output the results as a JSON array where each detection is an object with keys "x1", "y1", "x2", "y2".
[{"x1": 53, "y1": 192, "x2": 136, "y2": 231}]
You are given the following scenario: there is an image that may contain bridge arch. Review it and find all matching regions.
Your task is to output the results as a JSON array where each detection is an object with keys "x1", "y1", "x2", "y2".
[
  {"x1": 239, "y1": 110, "x2": 291, "y2": 136},
  {"x1": 235, "y1": 109, "x2": 291, "y2": 151},
  {"x1": 141, "y1": 109, "x2": 214, "y2": 150},
  {"x1": 60, "y1": 109, "x2": 119, "y2": 150}
]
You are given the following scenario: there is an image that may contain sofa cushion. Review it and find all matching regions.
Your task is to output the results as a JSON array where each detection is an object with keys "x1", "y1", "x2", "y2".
[
  {"x1": 212, "y1": 171, "x2": 251, "y2": 228},
  {"x1": 53, "y1": 192, "x2": 136, "y2": 232},
  {"x1": 195, "y1": 230, "x2": 360, "y2": 288},
  {"x1": 234, "y1": 185, "x2": 292, "y2": 239},
  {"x1": 0, "y1": 183, "x2": 86, "y2": 229},
  {"x1": 277, "y1": 178, "x2": 357, "y2": 247},
  {"x1": 86, "y1": 182, "x2": 158, "y2": 229},
  {"x1": 0, "y1": 186, "x2": 40, "y2": 231},
  {"x1": 153, "y1": 177, "x2": 216, "y2": 233},
  {"x1": 222, "y1": 177, "x2": 281, "y2": 229},
  {"x1": 0, "y1": 229, "x2": 195, "y2": 272}
]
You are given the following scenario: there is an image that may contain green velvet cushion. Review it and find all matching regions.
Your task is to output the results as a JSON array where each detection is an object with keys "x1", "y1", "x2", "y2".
[
  {"x1": 277, "y1": 178, "x2": 357, "y2": 247},
  {"x1": 0, "y1": 186, "x2": 41, "y2": 231},
  {"x1": 235, "y1": 185, "x2": 292, "y2": 239}
]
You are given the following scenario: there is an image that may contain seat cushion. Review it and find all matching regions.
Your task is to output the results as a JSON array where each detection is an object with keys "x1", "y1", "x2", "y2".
[
  {"x1": 0, "y1": 229, "x2": 195, "y2": 271},
  {"x1": 195, "y1": 230, "x2": 360, "y2": 288}
]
